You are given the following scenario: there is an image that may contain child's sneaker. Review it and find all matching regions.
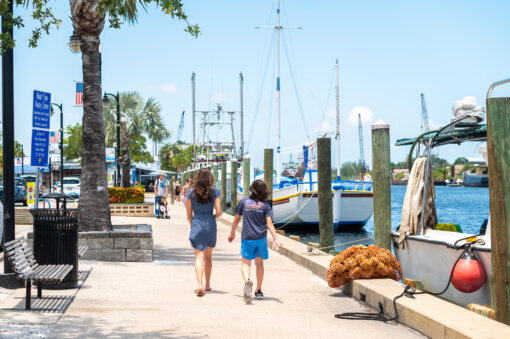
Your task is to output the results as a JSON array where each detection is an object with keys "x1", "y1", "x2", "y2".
[
  {"x1": 255, "y1": 289, "x2": 264, "y2": 300},
  {"x1": 243, "y1": 280, "x2": 253, "y2": 303}
]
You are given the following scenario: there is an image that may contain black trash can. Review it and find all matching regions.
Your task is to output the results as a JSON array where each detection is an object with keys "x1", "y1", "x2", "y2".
[{"x1": 30, "y1": 192, "x2": 82, "y2": 289}]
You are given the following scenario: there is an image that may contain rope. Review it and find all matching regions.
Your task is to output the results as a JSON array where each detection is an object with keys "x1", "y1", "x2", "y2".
[
  {"x1": 313, "y1": 237, "x2": 374, "y2": 252},
  {"x1": 274, "y1": 191, "x2": 318, "y2": 230}
]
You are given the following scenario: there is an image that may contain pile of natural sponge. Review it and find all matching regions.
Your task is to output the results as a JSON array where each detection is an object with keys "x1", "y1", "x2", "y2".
[{"x1": 327, "y1": 245, "x2": 402, "y2": 288}]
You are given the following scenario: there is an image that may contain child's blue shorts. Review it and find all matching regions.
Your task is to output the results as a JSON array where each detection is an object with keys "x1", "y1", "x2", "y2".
[{"x1": 241, "y1": 237, "x2": 268, "y2": 260}]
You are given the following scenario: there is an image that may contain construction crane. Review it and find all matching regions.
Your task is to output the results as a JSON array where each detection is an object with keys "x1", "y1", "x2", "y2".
[
  {"x1": 176, "y1": 111, "x2": 185, "y2": 142},
  {"x1": 420, "y1": 93, "x2": 430, "y2": 133},
  {"x1": 358, "y1": 113, "x2": 366, "y2": 174}
]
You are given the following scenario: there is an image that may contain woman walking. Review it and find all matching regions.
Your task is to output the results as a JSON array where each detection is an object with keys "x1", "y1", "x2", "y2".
[
  {"x1": 182, "y1": 178, "x2": 193, "y2": 205},
  {"x1": 185, "y1": 168, "x2": 221, "y2": 296}
]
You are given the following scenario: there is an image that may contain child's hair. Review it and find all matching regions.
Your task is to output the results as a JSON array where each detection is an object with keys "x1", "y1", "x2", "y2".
[
  {"x1": 249, "y1": 180, "x2": 270, "y2": 202},
  {"x1": 193, "y1": 168, "x2": 215, "y2": 203},
  {"x1": 161, "y1": 196, "x2": 167, "y2": 202}
]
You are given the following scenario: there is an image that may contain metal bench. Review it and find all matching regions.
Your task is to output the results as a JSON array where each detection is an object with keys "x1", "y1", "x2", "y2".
[{"x1": 2, "y1": 237, "x2": 73, "y2": 310}]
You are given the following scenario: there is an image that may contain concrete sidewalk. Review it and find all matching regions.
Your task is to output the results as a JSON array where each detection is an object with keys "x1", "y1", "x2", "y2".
[{"x1": 44, "y1": 203, "x2": 422, "y2": 338}]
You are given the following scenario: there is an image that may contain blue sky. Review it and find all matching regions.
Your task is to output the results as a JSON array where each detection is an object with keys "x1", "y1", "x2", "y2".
[{"x1": 6, "y1": 0, "x2": 510, "y2": 169}]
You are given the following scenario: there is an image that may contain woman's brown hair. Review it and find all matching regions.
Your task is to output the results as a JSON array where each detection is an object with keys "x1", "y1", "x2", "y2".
[
  {"x1": 193, "y1": 168, "x2": 215, "y2": 203},
  {"x1": 249, "y1": 179, "x2": 270, "y2": 202}
]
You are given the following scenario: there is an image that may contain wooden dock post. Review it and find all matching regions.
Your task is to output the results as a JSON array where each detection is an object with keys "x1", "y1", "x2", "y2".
[
  {"x1": 212, "y1": 164, "x2": 219, "y2": 190},
  {"x1": 243, "y1": 155, "x2": 251, "y2": 197},
  {"x1": 317, "y1": 138, "x2": 334, "y2": 251},
  {"x1": 221, "y1": 162, "x2": 227, "y2": 212},
  {"x1": 371, "y1": 121, "x2": 391, "y2": 251},
  {"x1": 264, "y1": 149, "x2": 274, "y2": 201},
  {"x1": 487, "y1": 97, "x2": 510, "y2": 324},
  {"x1": 231, "y1": 159, "x2": 238, "y2": 214}
]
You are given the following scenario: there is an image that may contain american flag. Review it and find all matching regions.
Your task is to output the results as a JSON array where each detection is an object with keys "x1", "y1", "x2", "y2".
[
  {"x1": 49, "y1": 131, "x2": 60, "y2": 143},
  {"x1": 76, "y1": 81, "x2": 83, "y2": 106}
]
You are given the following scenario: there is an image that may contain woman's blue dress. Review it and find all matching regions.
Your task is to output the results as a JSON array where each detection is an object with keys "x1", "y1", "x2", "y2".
[{"x1": 187, "y1": 188, "x2": 220, "y2": 251}]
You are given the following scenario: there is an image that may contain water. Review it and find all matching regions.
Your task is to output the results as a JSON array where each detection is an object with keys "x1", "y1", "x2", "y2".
[{"x1": 286, "y1": 185, "x2": 490, "y2": 252}]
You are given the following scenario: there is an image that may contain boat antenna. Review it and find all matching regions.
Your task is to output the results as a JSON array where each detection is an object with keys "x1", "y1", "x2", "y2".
[
  {"x1": 256, "y1": 0, "x2": 301, "y2": 185},
  {"x1": 358, "y1": 113, "x2": 366, "y2": 175},
  {"x1": 335, "y1": 59, "x2": 340, "y2": 180}
]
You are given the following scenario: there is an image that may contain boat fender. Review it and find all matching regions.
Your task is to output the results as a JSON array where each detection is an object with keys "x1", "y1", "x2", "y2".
[{"x1": 451, "y1": 249, "x2": 486, "y2": 293}]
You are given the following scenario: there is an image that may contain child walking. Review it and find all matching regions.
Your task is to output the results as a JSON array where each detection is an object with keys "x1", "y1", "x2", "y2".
[{"x1": 228, "y1": 179, "x2": 280, "y2": 303}]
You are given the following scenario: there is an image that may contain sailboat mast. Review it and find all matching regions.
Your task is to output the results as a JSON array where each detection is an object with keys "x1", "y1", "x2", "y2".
[
  {"x1": 335, "y1": 59, "x2": 340, "y2": 180},
  {"x1": 276, "y1": 0, "x2": 281, "y2": 185}
]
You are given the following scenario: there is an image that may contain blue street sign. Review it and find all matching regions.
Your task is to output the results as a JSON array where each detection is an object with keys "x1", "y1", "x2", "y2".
[
  {"x1": 30, "y1": 129, "x2": 49, "y2": 167},
  {"x1": 32, "y1": 90, "x2": 51, "y2": 129}
]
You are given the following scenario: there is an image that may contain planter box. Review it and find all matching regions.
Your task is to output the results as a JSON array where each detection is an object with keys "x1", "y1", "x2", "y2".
[
  {"x1": 28, "y1": 224, "x2": 153, "y2": 262},
  {"x1": 110, "y1": 203, "x2": 154, "y2": 217}
]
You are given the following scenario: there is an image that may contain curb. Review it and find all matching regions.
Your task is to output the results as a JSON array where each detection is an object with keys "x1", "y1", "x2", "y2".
[{"x1": 217, "y1": 213, "x2": 510, "y2": 339}]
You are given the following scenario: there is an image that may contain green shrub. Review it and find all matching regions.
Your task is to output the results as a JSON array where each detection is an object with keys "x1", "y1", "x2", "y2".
[{"x1": 108, "y1": 187, "x2": 145, "y2": 203}]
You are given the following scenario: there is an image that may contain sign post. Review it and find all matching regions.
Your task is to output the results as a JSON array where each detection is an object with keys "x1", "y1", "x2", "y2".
[{"x1": 31, "y1": 90, "x2": 51, "y2": 209}]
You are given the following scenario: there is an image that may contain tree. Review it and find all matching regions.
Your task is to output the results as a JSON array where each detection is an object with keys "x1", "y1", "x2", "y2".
[
  {"x1": 63, "y1": 123, "x2": 83, "y2": 162},
  {"x1": 454, "y1": 157, "x2": 468, "y2": 165},
  {"x1": 104, "y1": 91, "x2": 169, "y2": 187},
  {"x1": 0, "y1": 2, "x2": 198, "y2": 231},
  {"x1": 340, "y1": 161, "x2": 364, "y2": 180},
  {"x1": 129, "y1": 134, "x2": 154, "y2": 164},
  {"x1": 160, "y1": 143, "x2": 196, "y2": 172},
  {"x1": 14, "y1": 141, "x2": 24, "y2": 158}
]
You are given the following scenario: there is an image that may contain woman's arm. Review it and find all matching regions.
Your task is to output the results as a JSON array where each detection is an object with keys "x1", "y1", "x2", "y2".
[
  {"x1": 228, "y1": 215, "x2": 242, "y2": 242},
  {"x1": 214, "y1": 197, "x2": 222, "y2": 219},
  {"x1": 185, "y1": 199, "x2": 193, "y2": 226},
  {"x1": 266, "y1": 217, "x2": 280, "y2": 251}
]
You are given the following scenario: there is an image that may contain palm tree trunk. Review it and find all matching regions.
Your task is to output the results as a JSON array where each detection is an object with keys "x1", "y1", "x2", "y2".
[
  {"x1": 121, "y1": 129, "x2": 131, "y2": 188},
  {"x1": 79, "y1": 33, "x2": 112, "y2": 231}
]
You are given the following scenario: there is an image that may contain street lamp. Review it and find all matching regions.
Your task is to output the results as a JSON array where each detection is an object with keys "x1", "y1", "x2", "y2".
[
  {"x1": 102, "y1": 92, "x2": 121, "y2": 187},
  {"x1": 51, "y1": 103, "x2": 64, "y2": 193},
  {"x1": 67, "y1": 30, "x2": 81, "y2": 53}
]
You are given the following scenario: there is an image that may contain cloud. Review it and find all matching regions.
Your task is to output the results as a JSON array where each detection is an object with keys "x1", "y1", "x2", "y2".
[
  {"x1": 347, "y1": 106, "x2": 374, "y2": 125},
  {"x1": 160, "y1": 83, "x2": 179, "y2": 93},
  {"x1": 317, "y1": 121, "x2": 335, "y2": 135}
]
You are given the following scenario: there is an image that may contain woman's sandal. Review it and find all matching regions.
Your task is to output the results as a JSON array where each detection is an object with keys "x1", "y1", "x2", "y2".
[{"x1": 197, "y1": 289, "x2": 205, "y2": 297}]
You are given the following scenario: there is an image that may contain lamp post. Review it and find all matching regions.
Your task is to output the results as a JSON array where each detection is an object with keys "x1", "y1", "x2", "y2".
[
  {"x1": 21, "y1": 144, "x2": 24, "y2": 175},
  {"x1": 102, "y1": 93, "x2": 121, "y2": 187},
  {"x1": 51, "y1": 103, "x2": 64, "y2": 193}
]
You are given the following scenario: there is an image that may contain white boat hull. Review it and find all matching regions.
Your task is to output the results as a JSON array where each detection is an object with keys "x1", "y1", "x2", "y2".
[{"x1": 391, "y1": 230, "x2": 491, "y2": 308}]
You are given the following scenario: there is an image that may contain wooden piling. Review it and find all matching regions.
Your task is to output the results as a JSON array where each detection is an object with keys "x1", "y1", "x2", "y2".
[
  {"x1": 371, "y1": 121, "x2": 391, "y2": 251},
  {"x1": 317, "y1": 138, "x2": 334, "y2": 251},
  {"x1": 243, "y1": 155, "x2": 251, "y2": 197},
  {"x1": 221, "y1": 162, "x2": 227, "y2": 212},
  {"x1": 486, "y1": 97, "x2": 510, "y2": 324},
  {"x1": 231, "y1": 159, "x2": 238, "y2": 214},
  {"x1": 212, "y1": 164, "x2": 219, "y2": 190},
  {"x1": 264, "y1": 149, "x2": 274, "y2": 201}
]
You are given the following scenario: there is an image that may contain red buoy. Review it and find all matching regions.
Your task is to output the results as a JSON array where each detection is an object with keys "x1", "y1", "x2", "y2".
[{"x1": 451, "y1": 250, "x2": 486, "y2": 293}]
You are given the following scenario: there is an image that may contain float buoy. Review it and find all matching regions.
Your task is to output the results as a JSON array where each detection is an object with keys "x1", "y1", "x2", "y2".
[{"x1": 451, "y1": 250, "x2": 486, "y2": 293}]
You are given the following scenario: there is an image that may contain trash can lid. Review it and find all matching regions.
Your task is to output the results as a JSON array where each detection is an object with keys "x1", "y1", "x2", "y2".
[{"x1": 42, "y1": 192, "x2": 71, "y2": 200}]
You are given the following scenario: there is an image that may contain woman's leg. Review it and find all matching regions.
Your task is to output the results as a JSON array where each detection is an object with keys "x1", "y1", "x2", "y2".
[
  {"x1": 241, "y1": 258, "x2": 252, "y2": 282},
  {"x1": 194, "y1": 249, "x2": 205, "y2": 290},
  {"x1": 255, "y1": 257, "x2": 264, "y2": 291},
  {"x1": 204, "y1": 247, "x2": 213, "y2": 290}
]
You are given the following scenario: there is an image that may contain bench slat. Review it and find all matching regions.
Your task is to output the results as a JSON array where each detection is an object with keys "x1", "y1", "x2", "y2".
[{"x1": 8, "y1": 248, "x2": 35, "y2": 262}]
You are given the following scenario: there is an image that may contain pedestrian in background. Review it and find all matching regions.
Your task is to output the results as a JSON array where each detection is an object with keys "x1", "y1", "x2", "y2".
[{"x1": 154, "y1": 173, "x2": 168, "y2": 216}]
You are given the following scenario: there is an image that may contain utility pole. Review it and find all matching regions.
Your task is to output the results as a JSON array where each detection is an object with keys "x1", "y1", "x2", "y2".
[
  {"x1": 358, "y1": 114, "x2": 365, "y2": 174},
  {"x1": 240, "y1": 73, "x2": 244, "y2": 157}
]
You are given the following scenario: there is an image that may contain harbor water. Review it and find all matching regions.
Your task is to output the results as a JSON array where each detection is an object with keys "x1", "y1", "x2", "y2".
[{"x1": 286, "y1": 185, "x2": 490, "y2": 252}]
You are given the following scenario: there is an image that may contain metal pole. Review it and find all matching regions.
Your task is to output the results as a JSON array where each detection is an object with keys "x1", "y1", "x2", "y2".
[
  {"x1": 21, "y1": 144, "x2": 24, "y2": 175},
  {"x1": 371, "y1": 121, "x2": 391, "y2": 250},
  {"x1": 317, "y1": 138, "x2": 334, "y2": 251},
  {"x1": 35, "y1": 168, "x2": 40, "y2": 209},
  {"x1": 335, "y1": 59, "x2": 340, "y2": 180},
  {"x1": 275, "y1": 0, "x2": 281, "y2": 185},
  {"x1": 192, "y1": 73, "x2": 196, "y2": 161},
  {"x1": 2, "y1": 0, "x2": 15, "y2": 274},
  {"x1": 116, "y1": 93, "x2": 121, "y2": 187},
  {"x1": 240, "y1": 72, "x2": 244, "y2": 157}
]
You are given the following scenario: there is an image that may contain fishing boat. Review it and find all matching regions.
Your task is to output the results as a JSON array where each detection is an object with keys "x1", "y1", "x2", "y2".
[
  {"x1": 253, "y1": 1, "x2": 373, "y2": 230},
  {"x1": 391, "y1": 96, "x2": 492, "y2": 307}
]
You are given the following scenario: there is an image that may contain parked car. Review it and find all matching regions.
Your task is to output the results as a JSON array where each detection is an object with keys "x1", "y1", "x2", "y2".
[
  {"x1": 53, "y1": 177, "x2": 81, "y2": 198},
  {"x1": 0, "y1": 178, "x2": 27, "y2": 206}
]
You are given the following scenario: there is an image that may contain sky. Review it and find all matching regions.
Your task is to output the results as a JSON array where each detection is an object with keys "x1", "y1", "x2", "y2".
[{"x1": 4, "y1": 0, "x2": 510, "y2": 170}]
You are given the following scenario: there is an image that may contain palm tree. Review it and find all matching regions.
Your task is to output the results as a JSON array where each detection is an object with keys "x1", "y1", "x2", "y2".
[
  {"x1": 69, "y1": 1, "x2": 197, "y2": 231},
  {"x1": 104, "y1": 92, "x2": 170, "y2": 188}
]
